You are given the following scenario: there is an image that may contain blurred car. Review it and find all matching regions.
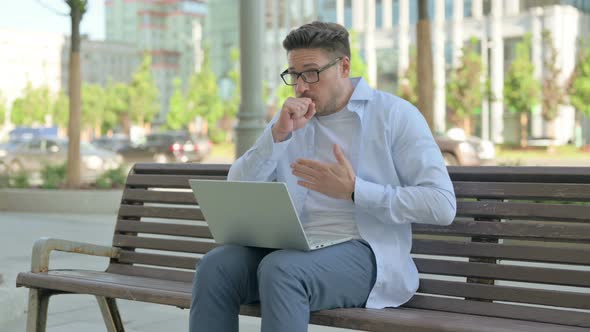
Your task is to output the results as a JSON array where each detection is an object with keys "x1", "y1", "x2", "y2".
[
  {"x1": 3, "y1": 137, "x2": 122, "y2": 183},
  {"x1": 435, "y1": 129, "x2": 495, "y2": 166},
  {"x1": 117, "y1": 131, "x2": 212, "y2": 164},
  {"x1": 91, "y1": 134, "x2": 132, "y2": 152}
]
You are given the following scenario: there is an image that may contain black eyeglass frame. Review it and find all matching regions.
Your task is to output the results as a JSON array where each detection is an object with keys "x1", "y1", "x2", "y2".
[{"x1": 280, "y1": 57, "x2": 343, "y2": 86}]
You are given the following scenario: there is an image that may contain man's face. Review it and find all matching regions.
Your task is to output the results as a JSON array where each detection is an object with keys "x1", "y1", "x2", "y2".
[{"x1": 286, "y1": 48, "x2": 348, "y2": 116}]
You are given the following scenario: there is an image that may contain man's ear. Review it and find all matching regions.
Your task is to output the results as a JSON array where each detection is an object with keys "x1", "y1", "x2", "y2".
[{"x1": 340, "y1": 56, "x2": 351, "y2": 77}]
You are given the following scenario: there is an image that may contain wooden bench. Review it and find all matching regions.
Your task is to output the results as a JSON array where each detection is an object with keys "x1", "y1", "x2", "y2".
[{"x1": 16, "y1": 163, "x2": 590, "y2": 332}]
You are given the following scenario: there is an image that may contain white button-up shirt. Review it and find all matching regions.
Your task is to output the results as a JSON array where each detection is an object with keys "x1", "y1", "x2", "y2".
[{"x1": 228, "y1": 77, "x2": 456, "y2": 309}]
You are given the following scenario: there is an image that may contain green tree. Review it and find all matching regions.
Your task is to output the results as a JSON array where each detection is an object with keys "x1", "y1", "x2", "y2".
[
  {"x1": 541, "y1": 30, "x2": 567, "y2": 145},
  {"x1": 349, "y1": 31, "x2": 367, "y2": 78},
  {"x1": 65, "y1": 0, "x2": 87, "y2": 187},
  {"x1": 52, "y1": 91, "x2": 70, "y2": 129},
  {"x1": 81, "y1": 83, "x2": 106, "y2": 137},
  {"x1": 397, "y1": 48, "x2": 418, "y2": 106},
  {"x1": 0, "y1": 92, "x2": 6, "y2": 124},
  {"x1": 104, "y1": 81, "x2": 130, "y2": 134},
  {"x1": 570, "y1": 43, "x2": 590, "y2": 119},
  {"x1": 446, "y1": 38, "x2": 484, "y2": 135},
  {"x1": 504, "y1": 34, "x2": 540, "y2": 148},
  {"x1": 186, "y1": 48, "x2": 223, "y2": 141},
  {"x1": 10, "y1": 82, "x2": 52, "y2": 126},
  {"x1": 166, "y1": 78, "x2": 188, "y2": 130},
  {"x1": 129, "y1": 54, "x2": 159, "y2": 127}
]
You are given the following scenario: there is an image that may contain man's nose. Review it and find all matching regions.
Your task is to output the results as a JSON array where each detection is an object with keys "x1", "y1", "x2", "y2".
[{"x1": 295, "y1": 76, "x2": 309, "y2": 95}]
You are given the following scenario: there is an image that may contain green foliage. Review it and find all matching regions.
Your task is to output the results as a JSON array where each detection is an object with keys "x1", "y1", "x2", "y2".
[
  {"x1": 166, "y1": 78, "x2": 188, "y2": 130},
  {"x1": 503, "y1": 34, "x2": 540, "y2": 114},
  {"x1": 65, "y1": 0, "x2": 88, "y2": 15},
  {"x1": 446, "y1": 38, "x2": 484, "y2": 125},
  {"x1": 52, "y1": 92, "x2": 69, "y2": 128},
  {"x1": 0, "y1": 92, "x2": 6, "y2": 123},
  {"x1": 349, "y1": 31, "x2": 367, "y2": 79},
  {"x1": 186, "y1": 48, "x2": 223, "y2": 130},
  {"x1": 570, "y1": 43, "x2": 590, "y2": 117},
  {"x1": 10, "y1": 172, "x2": 30, "y2": 188},
  {"x1": 95, "y1": 167, "x2": 126, "y2": 189},
  {"x1": 10, "y1": 82, "x2": 53, "y2": 126},
  {"x1": 41, "y1": 163, "x2": 67, "y2": 189},
  {"x1": 397, "y1": 48, "x2": 418, "y2": 105},
  {"x1": 104, "y1": 81, "x2": 130, "y2": 132},
  {"x1": 82, "y1": 83, "x2": 107, "y2": 134},
  {"x1": 541, "y1": 31, "x2": 567, "y2": 122},
  {"x1": 225, "y1": 48, "x2": 241, "y2": 119},
  {"x1": 129, "y1": 54, "x2": 160, "y2": 125}
]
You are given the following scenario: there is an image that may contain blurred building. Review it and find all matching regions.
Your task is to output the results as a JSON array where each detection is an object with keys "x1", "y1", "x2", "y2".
[
  {"x1": 105, "y1": 0, "x2": 207, "y2": 124},
  {"x1": 207, "y1": 0, "x2": 590, "y2": 146},
  {"x1": 61, "y1": 36, "x2": 139, "y2": 93},
  {"x1": 0, "y1": 29, "x2": 64, "y2": 109}
]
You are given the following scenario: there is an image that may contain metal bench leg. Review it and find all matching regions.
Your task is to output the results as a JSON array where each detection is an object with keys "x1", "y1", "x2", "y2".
[
  {"x1": 96, "y1": 296, "x2": 125, "y2": 332},
  {"x1": 26, "y1": 289, "x2": 51, "y2": 332}
]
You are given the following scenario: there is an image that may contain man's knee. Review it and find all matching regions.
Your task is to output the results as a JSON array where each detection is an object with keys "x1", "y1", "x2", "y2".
[
  {"x1": 257, "y1": 250, "x2": 304, "y2": 288},
  {"x1": 196, "y1": 245, "x2": 253, "y2": 285}
]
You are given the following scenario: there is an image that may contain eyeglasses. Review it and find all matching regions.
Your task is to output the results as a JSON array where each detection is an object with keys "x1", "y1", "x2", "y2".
[{"x1": 280, "y1": 57, "x2": 342, "y2": 86}]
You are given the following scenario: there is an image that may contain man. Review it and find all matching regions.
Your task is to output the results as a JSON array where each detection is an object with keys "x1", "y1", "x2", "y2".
[{"x1": 190, "y1": 21, "x2": 456, "y2": 332}]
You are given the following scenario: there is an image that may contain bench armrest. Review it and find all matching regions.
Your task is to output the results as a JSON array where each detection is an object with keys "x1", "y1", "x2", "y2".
[{"x1": 31, "y1": 237, "x2": 121, "y2": 273}]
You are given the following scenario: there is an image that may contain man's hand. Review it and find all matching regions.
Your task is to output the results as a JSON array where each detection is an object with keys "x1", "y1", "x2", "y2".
[
  {"x1": 272, "y1": 97, "x2": 316, "y2": 142},
  {"x1": 291, "y1": 144, "x2": 355, "y2": 200}
]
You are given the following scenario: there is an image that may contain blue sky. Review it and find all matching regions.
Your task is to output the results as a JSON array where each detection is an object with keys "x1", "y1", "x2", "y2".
[{"x1": 0, "y1": 0, "x2": 105, "y2": 40}]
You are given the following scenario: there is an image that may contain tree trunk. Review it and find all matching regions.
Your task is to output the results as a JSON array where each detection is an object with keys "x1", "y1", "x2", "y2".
[
  {"x1": 66, "y1": 3, "x2": 82, "y2": 188},
  {"x1": 546, "y1": 119, "x2": 556, "y2": 153},
  {"x1": 463, "y1": 117, "x2": 471, "y2": 136},
  {"x1": 520, "y1": 112, "x2": 528, "y2": 148},
  {"x1": 417, "y1": 0, "x2": 434, "y2": 132}
]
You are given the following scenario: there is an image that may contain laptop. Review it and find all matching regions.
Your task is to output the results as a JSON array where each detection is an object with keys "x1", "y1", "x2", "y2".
[{"x1": 189, "y1": 179, "x2": 352, "y2": 251}]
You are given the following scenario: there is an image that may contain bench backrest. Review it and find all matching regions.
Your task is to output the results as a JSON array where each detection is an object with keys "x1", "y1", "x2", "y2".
[{"x1": 109, "y1": 163, "x2": 590, "y2": 328}]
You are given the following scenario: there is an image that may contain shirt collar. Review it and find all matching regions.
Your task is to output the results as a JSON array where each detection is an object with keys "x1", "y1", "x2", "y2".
[{"x1": 346, "y1": 77, "x2": 373, "y2": 119}]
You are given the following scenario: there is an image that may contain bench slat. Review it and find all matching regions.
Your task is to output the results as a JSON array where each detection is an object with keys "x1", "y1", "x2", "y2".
[
  {"x1": 119, "y1": 205, "x2": 204, "y2": 221},
  {"x1": 132, "y1": 163, "x2": 231, "y2": 176},
  {"x1": 457, "y1": 201, "x2": 590, "y2": 222},
  {"x1": 126, "y1": 174, "x2": 226, "y2": 188},
  {"x1": 406, "y1": 294, "x2": 590, "y2": 328},
  {"x1": 116, "y1": 220, "x2": 213, "y2": 239},
  {"x1": 107, "y1": 263, "x2": 195, "y2": 283},
  {"x1": 113, "y1": 234, "x2": 218, "y2": 254},
  {"x1": 448, "y1": 166, "x2": 590, "y2": 184},
  {"x1": 123, "y1": 189, "x2": 197, "y2": 205},
  {"x1": 413, "y1": 218, "x2": 590, "y2": 241},
  {"x1": 412, "y1": 239, "x2": 590, "y2": 265},
  {"x1": 415, "y1": 258, "x2": 590, "y2": 287},
  {"x1": 118, "y1": 250, "x2": 199, "y2": 270},
  {"x1": 454, "y1": 182, "x2": 590, "y2": 201},
  {"x1": 418, "y1": 279, "x2": 590, "y2": 310}
]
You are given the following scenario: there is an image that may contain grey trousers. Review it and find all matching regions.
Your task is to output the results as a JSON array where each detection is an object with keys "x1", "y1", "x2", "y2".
[{"x1": 189, "y1": 240, "x2": 376, "y2": 332}]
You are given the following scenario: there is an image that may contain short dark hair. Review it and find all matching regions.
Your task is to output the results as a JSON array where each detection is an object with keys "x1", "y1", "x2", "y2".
[{"x1": 282, "y1": 21, "x2": 351, "y2": 59}]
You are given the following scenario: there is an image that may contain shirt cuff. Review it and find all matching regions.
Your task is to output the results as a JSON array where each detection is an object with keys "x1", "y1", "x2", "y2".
[{"x1": 354, "y1": 176, "x2": 386, "y2": 211}]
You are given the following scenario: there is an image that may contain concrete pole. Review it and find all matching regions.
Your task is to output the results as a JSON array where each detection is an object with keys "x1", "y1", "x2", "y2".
[
  {"x1": 531, "y1": 7, "x2": 544, "y2": 138},
  {"x1": 504, "y1": 0, "x2": 520, "y2": 16},
  {"x1": 398, "y1": 0, "x2": 410, "y2": 78},
  {"x1": 452, "y1": 0, "x2": 464, "y2": 68},
  {"x1": 365, "y1": 0, "x2": 377, "y2": 86},
  {"x1": 433, "y1": 0, "x2": 446, "y2": 133},
  {"x1": 352, "y1": 0, "x2": 365, "y2": 31},
  {"x1": 336, "y1": 0, "x2": 345, "y2": 26},
  {"x1": 471, "y1": 0, "x2": 483, "y2": 18},
  {"x1": 236, "y1": 0, "x2": 266, "y2": 157},
  {"x1": 490, "y1": 0, "x2": 504, "y2": 143},
  {"x1": 383, "y1": 0, "x2": 393, "y2": 29}
]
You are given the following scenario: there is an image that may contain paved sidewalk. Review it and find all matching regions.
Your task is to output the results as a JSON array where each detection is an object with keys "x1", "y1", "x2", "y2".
[{"x1": 0, "y1": 212, "x2": 360, "y2": 331}]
